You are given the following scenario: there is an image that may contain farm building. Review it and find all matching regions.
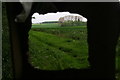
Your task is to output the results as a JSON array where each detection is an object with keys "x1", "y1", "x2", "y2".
[{"x1": 59, "y1": 15, "x2": 83, "y2": 23}]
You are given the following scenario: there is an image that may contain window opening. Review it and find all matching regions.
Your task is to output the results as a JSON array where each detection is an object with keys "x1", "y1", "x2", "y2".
[{"x1": 28, "y1": 12, "x2": 89, "y2": 70}]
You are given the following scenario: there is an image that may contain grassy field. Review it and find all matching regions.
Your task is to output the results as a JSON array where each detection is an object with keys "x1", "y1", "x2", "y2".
[
  {"x1": 32, "y1": 23, "x2": 61, "y2": 28},
  {"x1": 29, "y1": 24, "x2": 89, "y2": 70},
  {"x1": 29, "y1": 23, "x2": 120, "y2": 79}
]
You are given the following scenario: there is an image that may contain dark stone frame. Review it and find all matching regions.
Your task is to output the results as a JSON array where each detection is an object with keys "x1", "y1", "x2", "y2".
[{"x1": 6, "y1": 2, "x2": 120, "y2": 80}]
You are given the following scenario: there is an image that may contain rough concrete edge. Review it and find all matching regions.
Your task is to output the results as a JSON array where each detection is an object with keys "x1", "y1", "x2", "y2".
[{"x1": 0, "y1": 1, "x2": 2, "y2": 80}]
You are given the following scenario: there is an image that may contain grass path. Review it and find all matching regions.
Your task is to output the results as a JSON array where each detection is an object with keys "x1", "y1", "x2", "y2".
[
  {"x1": 29, "y1": 30, "x2": 89, "y2": 70},
  {"x1": 29, "y1": 30, "x2": 88, "y2": 57}
]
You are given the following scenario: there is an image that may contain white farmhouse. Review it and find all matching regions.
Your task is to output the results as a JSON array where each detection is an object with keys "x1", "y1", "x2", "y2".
[{"x1": 59, "y1": 15, "x2": 83, "y2": 23}]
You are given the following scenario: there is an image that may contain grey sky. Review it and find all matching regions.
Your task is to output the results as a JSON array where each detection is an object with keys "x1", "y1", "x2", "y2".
[{"x1": 32, "y1": 12, "x2": 87, "y2": 23}]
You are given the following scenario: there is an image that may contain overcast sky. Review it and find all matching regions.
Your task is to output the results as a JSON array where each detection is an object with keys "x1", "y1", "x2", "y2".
[{"x1": 32, "y1": 12, "x2": 87, "y2": 23}]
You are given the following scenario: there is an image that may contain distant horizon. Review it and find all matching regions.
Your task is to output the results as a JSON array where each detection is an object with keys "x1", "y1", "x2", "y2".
[
  {"x1": 32, "y1": 12, "x2": 87, "y2": 24},
  {"x1": 32, "y1": 20, "x2": 87, "y2": 24}
]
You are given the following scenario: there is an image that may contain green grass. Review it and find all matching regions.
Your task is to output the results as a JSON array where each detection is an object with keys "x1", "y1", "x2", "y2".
[
  {"x1": 29, "y1": 31, "x2": 88, "y2": 56},
  {"x1": 29, "y1": 33, "x2": 88, "y2": 70},
  {"x1": 29, "y1": 24, "x2": 89, "y2": 70},
  {"x1": 32, "y1": 25, "x2": 87, "y2": 41},
  {"x1": 32, "y1": 23, "x2": 61, "y2": 28},
  {"x1": 29, "y1": 23, "x2": 120, "y2": 79},
  {"x1": 32, "y1": 23, "x2": 86, "y2": 29}
]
